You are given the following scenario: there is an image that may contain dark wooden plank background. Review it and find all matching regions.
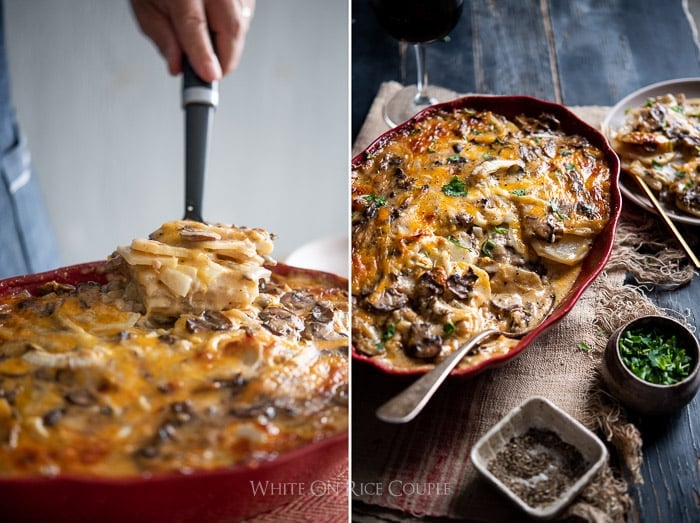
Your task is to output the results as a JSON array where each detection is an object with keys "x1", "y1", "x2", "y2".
[
  {"x1": 352, "y1": 0, "x2": 700, "y2": 138},
  {"x1": 352, "y1": 0, "x2": 700, "y2": 521}
]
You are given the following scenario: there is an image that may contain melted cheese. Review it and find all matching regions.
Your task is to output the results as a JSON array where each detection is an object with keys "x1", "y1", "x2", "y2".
[
  {"x1": 352, "y1": 107, "x2": 611, "y2": 371},
  {"x1": 114, "y1": 221, "x2": 274, "y2": 319},
  {"x1": 0, "y1": 222, "x2": 348, "y2": 477}
]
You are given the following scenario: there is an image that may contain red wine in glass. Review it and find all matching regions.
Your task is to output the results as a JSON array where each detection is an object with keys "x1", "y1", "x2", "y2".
[
  {"x1": 371, "y1": 0, "x2": 463, "y2": 44},
  {"x1": 371, "y1": 0, "x2": 464, "y2": 126}
]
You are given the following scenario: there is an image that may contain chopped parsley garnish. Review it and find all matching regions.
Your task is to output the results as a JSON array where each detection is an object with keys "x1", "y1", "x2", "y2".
[
  {"x1": 376, "y1": 323, "x2": 396, "y2": 351},
  {"x1": 481, "y1": 239, "x2": 496, "y2": 258},
  {"x1": 442, "y1": 176, "x2": 468, "y2": 197},
  {"x1": 512, "y1": 189, "x2": 527, "y2": 196},
  {"x1": 362, "y1": 194, "x2": 387, "y2": 207},
  {"x1": 447, "y1": 236, "x2": 470, "y2": 250},
  {"x1": 549, "y1": 200, "x2": 566, "y2": 220},
  {"x1": 619, "y1": 327, "x2": 692, "y2": 385},
  {"x1": 566, "y1": 163, "x2": 575, "y2": 171},
  {"x1": 464, "y1": 108, "x2": 476, "y2": 115},
  {"x1": 444, "y1": 321, "x2": 456, "y2": 336},
  {"x1": 674, "y1": 170, "x2": 687, "y2": 178},
  {"x1": 363, "y1": 151, "x2": 374, "y2": 161},
  {"x1": 560, "y1": 149, "x2": 572, "y2": 156},
  {"x1": 382, "y1": 323, "x2": 396, "y2": 342},
  {"x1": 671, "y1": 105, "x2": 684, "y2": 114},
  {"x1": 651, "y1": 159, "x2": 663, "y2": 169},
  {"x1": 483, "y1": 152, "x2": 493, "y2": 160},
  {"x1": 446, "y1": 154, "x2": 462, "y2": 163},
  {"x1": 577, "y1": 341, "x2": 593, "y2": 352},
  {"x1": 645, "y1": 99, "x2": 654, "y2": 108},
  {"x1": 493, "y1": 225, "x2": 508, "y2": 234}
]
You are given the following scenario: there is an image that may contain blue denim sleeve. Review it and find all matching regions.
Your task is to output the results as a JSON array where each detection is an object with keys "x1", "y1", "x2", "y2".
[
  {"x1": 0, "y1": 1, "x2": 61, "y2": 279},
  {"x1": 0, "y1": 128, "x2": 62, "y2": 278}
]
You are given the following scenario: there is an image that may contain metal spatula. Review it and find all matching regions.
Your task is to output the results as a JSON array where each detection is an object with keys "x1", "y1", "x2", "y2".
[{"x1": 182, "y1": 56, "x2": 219, "y2": 222}]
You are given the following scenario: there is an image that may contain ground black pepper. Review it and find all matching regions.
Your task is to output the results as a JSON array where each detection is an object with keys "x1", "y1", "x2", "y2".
[{"x1": 487, "y1": 427, "x2": 588, "y2": 507}]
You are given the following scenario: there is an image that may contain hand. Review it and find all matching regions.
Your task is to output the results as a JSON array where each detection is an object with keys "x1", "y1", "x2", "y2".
[{"x1": 130, "y1": 0, "x2": 255, "y2": 82}]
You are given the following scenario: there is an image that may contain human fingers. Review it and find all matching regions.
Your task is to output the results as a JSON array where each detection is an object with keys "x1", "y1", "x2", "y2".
[
  {"x1": 169, "y1": 0, "x2": 222, "y2": 82},
  {"x1": 206, "y1": 0, "x2": 255, "y2": 76},
  {"x1": 130, "y1": 0, "x2": 184, "y2": 75}
]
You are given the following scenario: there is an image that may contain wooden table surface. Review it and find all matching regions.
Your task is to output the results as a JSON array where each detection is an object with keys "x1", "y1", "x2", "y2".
[{"x1": 351, "y1": 1, "x2": 700, "y2": 521}]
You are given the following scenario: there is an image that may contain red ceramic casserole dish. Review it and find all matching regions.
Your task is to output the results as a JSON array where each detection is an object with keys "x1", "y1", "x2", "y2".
[
  {"x1": 351, "y1": 95, "x2": 621, "y2": 376},
  {"x1": 0, "y1": 261, "x2": 348, "y2": 523}
]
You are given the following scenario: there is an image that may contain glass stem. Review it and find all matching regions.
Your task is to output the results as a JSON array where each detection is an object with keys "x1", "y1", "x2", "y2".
[
  {"x1": 399, "y1": 40, "x2": 408, "y2": 85},
  {"x1": 413, "y1": 43, "x2": 433, "y2": 107}
]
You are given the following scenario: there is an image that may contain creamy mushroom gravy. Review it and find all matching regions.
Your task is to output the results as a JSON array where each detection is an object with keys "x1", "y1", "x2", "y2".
[
  {"x1": 611, "y1": 93, "x2": 700, "y2": 217},
  {"x1": 0, "y1": 222, "x2": 348, "y2": 477},
  {"x1": 352, "y1": 106, "x2": 612, "y2": 372}
]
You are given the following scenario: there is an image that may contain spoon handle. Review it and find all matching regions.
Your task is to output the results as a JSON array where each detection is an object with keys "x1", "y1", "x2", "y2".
[{"x1": 376, "y1": 328, "x2": 501, "y2": 424}]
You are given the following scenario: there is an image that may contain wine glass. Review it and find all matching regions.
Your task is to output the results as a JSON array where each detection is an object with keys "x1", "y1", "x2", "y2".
[{"x1": 371, "y1": 0, "x2": 464, "y2": 127}]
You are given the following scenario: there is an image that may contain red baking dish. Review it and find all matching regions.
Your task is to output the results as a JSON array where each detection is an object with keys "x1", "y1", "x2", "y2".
[
  {"x1": 0, "y1": 261, "x2": 348, "y2": 523},
  {"x1": 351, "y1": 95, "x2": 622, "y2": 377}
]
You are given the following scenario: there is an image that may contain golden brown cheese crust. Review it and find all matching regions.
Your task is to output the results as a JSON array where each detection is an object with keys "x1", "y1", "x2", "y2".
[
  {"x1": 611, "y1": 93, "x2": 700, "y2": 216},
  {"x1": 352, "y1": 107, "x2": 611, "y2": 371},
  {"x1": 0, "y1": 244, "x2": 348, "y2": 478}
]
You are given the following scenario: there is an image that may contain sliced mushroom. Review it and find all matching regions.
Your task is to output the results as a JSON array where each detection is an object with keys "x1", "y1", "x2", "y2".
[
  {"x1": 302, "y1": 321, "x2": 335, "y2": 341},
  {"x1": 472, "y1": 159, "x2": 524, "y2": 179},
  {"x1": 280, "y1": 291, "x2": 316, "y2": 312},
  {"x1": 414, "y1": 271, "x2": 445, "y2": 301},
  {"x1": 36, "y1": 281, "x2": 76, "y2": 296},
  {"x1": 259, "y1": 306, "x2": 304, "y2": 336},
  {"x1": 523, "y1": 215, "x2": 564, "y2": 243},
  {"x1": 310, "y1": 303, "x2": 334, "y2": 323},
  {"x1": 211, "y1": 374, "x2": 248, "y2": 391},
  {"x1": 365, "y1": 288, "x2": 408, "y2": 312},
  {"x1": 185, "y1": 311, "x2": 233, "y2": 333},
  {"x1": 405, "y1": 322, "x2": 443, "y2": 360},
  {"x1": 42, "y1": 408, "x2": 65, "y2": 428},
  {"x1": 446, "y1": 270, "x2": 477, "y2": 300},
  {"x1": 179, "y1": 226, "x2": 222, "y2": 242},
  {"x1": 64, "y1": 389, "x2": 97, "y2": 407},
  {"x1": 16, "y1": 298, "x2": 55, "y2": 317},
  {"x1": 230, "y1": 403, "x2": 277, "y2": 420}
]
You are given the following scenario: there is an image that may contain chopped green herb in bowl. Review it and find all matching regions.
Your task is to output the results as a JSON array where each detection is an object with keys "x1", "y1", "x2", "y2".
[
  {"x1": 618, "y1": 327, "x2": 692, "y2": 385},
  {"x1": 601, "y1": 315, "x2": 700, "y2": 416}
]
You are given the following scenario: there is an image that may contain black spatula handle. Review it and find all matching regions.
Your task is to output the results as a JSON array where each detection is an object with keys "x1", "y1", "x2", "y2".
[{"x1": 182, "y1": 52, "x2": 218, "y2": 222}]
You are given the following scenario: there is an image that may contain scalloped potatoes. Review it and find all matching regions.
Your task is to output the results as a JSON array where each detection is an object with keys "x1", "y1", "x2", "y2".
[
  {"x1": 352, "y1": 106, "x2": 611, "y2": 371},
  {"x1": 0, "y1": 222, "x2": 348, "y2": 477}
]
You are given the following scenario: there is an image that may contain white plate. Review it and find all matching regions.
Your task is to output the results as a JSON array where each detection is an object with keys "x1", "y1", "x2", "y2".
[
  {"x1": 284, "y1": 235, "x2": 348, "y2": 278},
  {"x1": 601, "y1": 77, "x2": 700, "y2": 226}
]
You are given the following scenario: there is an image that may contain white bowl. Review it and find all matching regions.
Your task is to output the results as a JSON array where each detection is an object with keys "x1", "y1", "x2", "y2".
[{"x1": 470, "y1": 396, "x2": 608, "y2": 520}]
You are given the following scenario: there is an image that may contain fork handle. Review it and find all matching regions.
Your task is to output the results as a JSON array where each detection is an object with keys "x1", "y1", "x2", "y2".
[{"x1": 375, "y1": 328, "x2": 501, "y2": 424}]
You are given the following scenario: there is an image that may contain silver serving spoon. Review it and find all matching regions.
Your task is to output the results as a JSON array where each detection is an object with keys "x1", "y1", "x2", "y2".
[
  {"x1": 182, "y1": 54, "x2": 218, "y2": 222},
  {"x1": 376, "y1": 296, "x2": 556, "y2": 424}
]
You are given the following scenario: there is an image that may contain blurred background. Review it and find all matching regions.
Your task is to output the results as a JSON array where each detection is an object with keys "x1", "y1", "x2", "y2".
[{"x1": 4, "y1": 0, "x2": 348, "y2": 266}]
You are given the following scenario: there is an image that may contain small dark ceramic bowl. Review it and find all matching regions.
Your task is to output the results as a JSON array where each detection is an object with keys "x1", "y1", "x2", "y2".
[{"x1": 601, "y1": 315, "x2": 700, "y2": 416}]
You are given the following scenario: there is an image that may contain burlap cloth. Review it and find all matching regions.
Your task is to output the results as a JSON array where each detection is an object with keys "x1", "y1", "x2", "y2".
[{"x1": 351, "y1": 82, "x2": 694, "y2": 522}]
